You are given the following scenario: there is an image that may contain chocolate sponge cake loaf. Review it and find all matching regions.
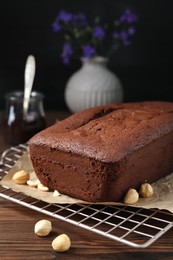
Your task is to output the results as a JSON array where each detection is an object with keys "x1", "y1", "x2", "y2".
[{"x1": 29, "y1": 101, "x2": 173, "y2": 202}]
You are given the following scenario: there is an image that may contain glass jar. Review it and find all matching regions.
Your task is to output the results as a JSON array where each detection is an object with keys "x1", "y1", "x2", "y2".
[{"x1": 2, "y1": 91, "x2": 46, "y2": 145}]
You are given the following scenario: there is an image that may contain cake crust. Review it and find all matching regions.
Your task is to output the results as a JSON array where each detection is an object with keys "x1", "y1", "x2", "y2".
[{"x1": 29, "y1": 101, "x2": 173, "y2": 202}]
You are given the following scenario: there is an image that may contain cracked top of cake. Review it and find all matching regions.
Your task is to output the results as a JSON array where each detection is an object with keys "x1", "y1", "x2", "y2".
[{"x1": 29, "y1": 101, "x2": 173, "y2": 162}]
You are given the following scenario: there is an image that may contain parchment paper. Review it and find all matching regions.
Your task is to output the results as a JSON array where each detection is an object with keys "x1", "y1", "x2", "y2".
[{"x1": 1, "y1": 151, "x2": 173, "y2": 213}]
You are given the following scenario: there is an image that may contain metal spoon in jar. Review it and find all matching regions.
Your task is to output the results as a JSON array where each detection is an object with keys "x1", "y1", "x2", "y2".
[{"x1": 23, "y1": 55, "x2": 36, "y2": 119}]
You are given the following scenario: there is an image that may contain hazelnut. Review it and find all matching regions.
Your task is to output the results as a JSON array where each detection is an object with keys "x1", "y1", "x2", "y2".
[
  {"x1": 37, "y1": 183, "x2": 49, "y2": 191},
  {"x1": 139, "y1": 183, "x2": 153, "y2": 198},
  {"x1": 27, "y1": 179, "x2": 40, "y2": 187},
  {"x1": 12, "y1": 170, "x2": 30, "y2": 184},
  {"x1": 53, "y1": 190, "x2": 61, "y2": 197},
  {"x1": 124, "y1": 188, "x2": 139, "y2": 205},
  {"x1": 52, "y1": 234, "x2": 71, "y2": 252},
  {"x1": 34, "y1": 219, "x2": 52, "y2": 237}
]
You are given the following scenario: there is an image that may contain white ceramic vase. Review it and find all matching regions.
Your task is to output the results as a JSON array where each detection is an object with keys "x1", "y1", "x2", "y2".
[{"x1": 65, "y1": 56, "x2": 123, "y2": 113}]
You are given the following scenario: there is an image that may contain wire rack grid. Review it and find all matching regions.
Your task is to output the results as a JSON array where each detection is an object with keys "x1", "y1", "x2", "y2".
[{"x1": 0, "y1": 144, "x2": 173, "y2": 249}]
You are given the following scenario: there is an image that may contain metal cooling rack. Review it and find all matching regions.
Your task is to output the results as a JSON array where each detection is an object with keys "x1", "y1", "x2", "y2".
[{"x1": 0, "y1": 144, "x2": 173, "y2": 248}]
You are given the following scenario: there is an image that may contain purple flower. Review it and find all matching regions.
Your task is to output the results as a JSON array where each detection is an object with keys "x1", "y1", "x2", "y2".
[
  {"x1": 119, "y1": 31, "x2": 129, "y2": 40},
  {"x1": 82, "y1": 45, "x2": 96, "y2": 58},
  {"x1": 119, "y1": 9, "x2": 138, "y2": 24},
  {"x1": 58, "y1": 10, "x2": 72, "y2": 22},
  {"x1": 112, "y1": 32, "x2": 119, "y2": 39},
  {"x1": 113, "y1": 43, "x2": 119, "y2": 50},
  {"x1": 112, "y1": 31, "x2": 127, "y2": 40},
  {"x1": 123, "y1": 40, "x2": 131, "y2": 46},
  {"x1": 93, "y1": 26, "x2": 105, "y2": 39},
  {"x1": 52, "y1": 10, "x2": 73, "y2": 33},
  {"x1": 128, "y1": 26, "x2": 136, "y2": 35},
  {"x1": 61, "y1": 42, "x2": 74, "y2": 64},
  {"x1": 52, "y1": 21, "x2": 61, "y2": 32},
  {"x1": 72, "y1": 12, "x2": 88, "y2": 27},
  {"x1": 112, "y1": 31, "x2": 131, "y2": 47}
]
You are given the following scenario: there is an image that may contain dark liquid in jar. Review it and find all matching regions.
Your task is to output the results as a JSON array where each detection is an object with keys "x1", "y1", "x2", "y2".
[{"x1": 3, "y1": 112, "x2": 46, "y2": 145}]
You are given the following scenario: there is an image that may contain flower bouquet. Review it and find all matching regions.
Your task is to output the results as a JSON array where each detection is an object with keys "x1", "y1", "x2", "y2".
[{"x1": 52, "y1": 9, "x2": 138, "y2": 64}]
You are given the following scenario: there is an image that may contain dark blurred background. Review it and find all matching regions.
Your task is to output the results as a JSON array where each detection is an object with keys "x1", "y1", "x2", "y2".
[{"x1": 0, "y1": 0, "x2": 172, "y2": 111}]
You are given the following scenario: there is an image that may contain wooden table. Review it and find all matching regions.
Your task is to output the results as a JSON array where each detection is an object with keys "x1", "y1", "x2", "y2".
[{"x1": 0, "y1": 111, "x2": 173, "y2": 260}]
